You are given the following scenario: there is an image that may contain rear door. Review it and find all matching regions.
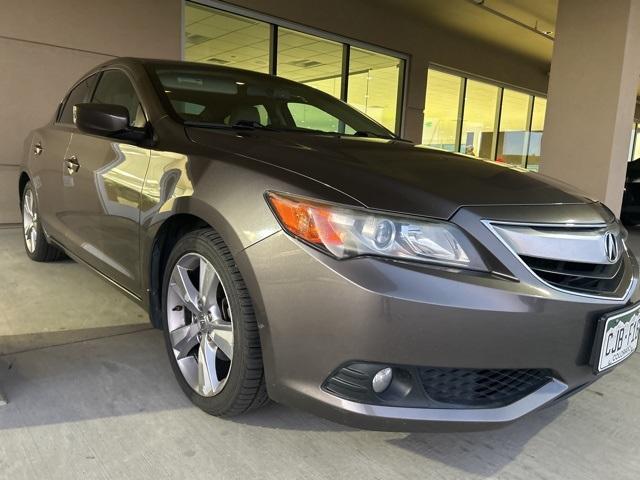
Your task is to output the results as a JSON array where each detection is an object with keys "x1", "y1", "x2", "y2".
[
  {"x1": 60, "y1": 69, "x2": 151, "y2": 295},
  {"x1": 33, "y1": 74, "x2": 98, "y2": 242}
]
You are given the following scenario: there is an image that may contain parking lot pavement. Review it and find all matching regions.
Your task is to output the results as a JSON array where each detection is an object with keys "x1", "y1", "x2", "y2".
[
  {"x1": 1, "y1": 227, "x2": 639, "y2": 479},
  {"x1": 0, "y1": 228, "x2": 149, "y2": 356}
]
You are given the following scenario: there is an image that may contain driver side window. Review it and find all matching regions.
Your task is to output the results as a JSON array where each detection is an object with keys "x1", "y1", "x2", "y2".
[
  {"x1": 58, "y1": 74, "x2": 99, "y2": 125},
  {"x1": 92, "y1": 70, "x2": 146, "y2": 128}
]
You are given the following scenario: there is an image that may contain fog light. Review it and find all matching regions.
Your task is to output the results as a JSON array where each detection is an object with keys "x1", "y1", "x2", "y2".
[{"x1": 372, "y1": 367, "x2": 393, "y2": 393}]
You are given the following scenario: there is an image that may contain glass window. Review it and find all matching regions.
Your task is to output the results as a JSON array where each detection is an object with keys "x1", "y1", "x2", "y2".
[
  {"x1": 526, "y1": 97, "x2": 546, "y2": 172},
  {"x1": 184, "y1": 2, "x2": 270, "y2": 73},
  {"x1": 287, "y1": 102, "x2": 354, "y2": 133},
  {"x1": 459, "y1": 80, "x2": 499, "y2": 159},
  {"x1": 59, "y1": 74, "x2": 98, "y2": 124},
  {"x1": 93, "y1": 70, "x2": 146, "y2": 128},
  {"x1": 171, "y1": 100, "x2": 206, "y2": 116},
  {"x1": 183, "y1": 2, "x2": 406, "y2": 133},
  {"x1": 423, "y1": 67, "x2": 547, "y2": 166},
  {"x1": 277, "y1": 28, "x2": 343, "y2": 98},
  {"x1": 496, "y1": 89, "x2": 530, "y2": 167},
  {"x1": 347, "y1": 47, "x2": 402, "y2": 132},
  {"x1": 422, "y1": 69, "x2": 462, "y2": 151},
  {"x1": 152, "y1": 64, "x2": 393, "y2": 138},
  {"x1": 632, "y1": 123, "x2": 640, "y2": 161}
]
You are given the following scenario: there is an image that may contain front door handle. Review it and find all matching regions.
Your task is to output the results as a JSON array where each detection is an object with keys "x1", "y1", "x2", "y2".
[
  {"x1": 34, "y1": 143, "x2": 43, "y2": 156},
  {"x1": 65, "y1": 156, "x2": 80, "y2": 175}
]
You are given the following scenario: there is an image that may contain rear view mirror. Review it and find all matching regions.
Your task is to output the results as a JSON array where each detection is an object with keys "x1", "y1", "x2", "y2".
[{"x1": 74, "y1": 103, "x2": 130, "y2": 136}]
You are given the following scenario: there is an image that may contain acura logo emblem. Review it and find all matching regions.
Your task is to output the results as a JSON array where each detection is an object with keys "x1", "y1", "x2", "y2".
[{"x1": 604, "y1": 232, "x2": 618, "y2": 263}]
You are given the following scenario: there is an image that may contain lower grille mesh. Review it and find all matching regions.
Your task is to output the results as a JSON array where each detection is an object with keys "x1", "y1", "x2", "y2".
[{"x1": 418, "y1": 368, "x2": 552, "y2": 408}]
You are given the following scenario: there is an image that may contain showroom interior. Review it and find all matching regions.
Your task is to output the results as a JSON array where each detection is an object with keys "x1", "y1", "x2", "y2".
[{"x1": 1, "y1": 0, "x2": 640, "y2": 478}]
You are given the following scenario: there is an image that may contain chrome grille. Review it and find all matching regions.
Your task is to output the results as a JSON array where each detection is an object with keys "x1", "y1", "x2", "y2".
[
  {"x1": 520, "y1": 255, "x2": 624, "y2": 294},
  {"x1": 486, "y1": 221, "x2": 628, "y2": 297}
]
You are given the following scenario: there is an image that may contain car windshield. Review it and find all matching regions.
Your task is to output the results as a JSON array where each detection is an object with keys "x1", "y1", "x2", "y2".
[{"x1": 148, "y1": 64, "x2": 395, "y2": 138}]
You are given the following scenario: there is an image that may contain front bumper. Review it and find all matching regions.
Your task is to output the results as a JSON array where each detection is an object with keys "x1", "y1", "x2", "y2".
[{"x1": 236, "y1": 212, "x2": 638, "y2": 431}]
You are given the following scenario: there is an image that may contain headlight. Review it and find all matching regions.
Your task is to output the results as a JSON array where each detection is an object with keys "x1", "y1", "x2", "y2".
[{"x1": 266, "y1": 191, "x2": 487, "y2": 270}]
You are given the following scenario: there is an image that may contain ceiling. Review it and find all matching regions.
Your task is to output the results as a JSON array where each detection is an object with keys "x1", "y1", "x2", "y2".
[
  {"x1": 371, "y1": 0, "x2": 640, "y2": 100},
  {"x1": 369, "y1": 0, "x2": 557, "y2": 64}
]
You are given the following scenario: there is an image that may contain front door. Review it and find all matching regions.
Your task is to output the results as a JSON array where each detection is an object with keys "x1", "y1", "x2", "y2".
[
  {"x1": 34, "y1": 74, "x2": 99, "y2": 243},
  {"x1": 60, "y1": 69, "x2": 151, "y2": 296}
]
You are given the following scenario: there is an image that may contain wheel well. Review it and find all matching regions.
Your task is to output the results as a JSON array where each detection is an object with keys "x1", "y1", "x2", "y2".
[
  {"x1": 148, "y1": 214, "x2": 210, "y2": 328},
  {"x1": 18, "y1": 172, "x2": 30, "y2": 205}
]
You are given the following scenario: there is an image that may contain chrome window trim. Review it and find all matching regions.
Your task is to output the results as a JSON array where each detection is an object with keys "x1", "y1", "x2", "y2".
[{"x1": 482, "y1": 219, "x2": 636, "y2": 301}]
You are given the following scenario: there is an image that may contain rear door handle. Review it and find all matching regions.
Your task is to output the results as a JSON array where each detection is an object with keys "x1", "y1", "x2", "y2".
[
  {"x1": 65, "y1": 156, "x2": 80, "y2": 175},
  {"x1": 34, "y1": 143, "x2": 43, "y2": 156}
]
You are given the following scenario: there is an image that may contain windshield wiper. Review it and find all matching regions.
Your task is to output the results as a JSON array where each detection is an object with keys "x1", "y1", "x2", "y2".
[
  {"x1": 183, "y1": 120, "x2": 275, "y2": 131},
  {"x1": 231, "y1": 120, "x2": 276, "y2": 131},
  {"x1": 183, "y1": 120, "x2": 235, "y2": 130},
  {"x1": 271, "y1": 127, "x2": 339, "y2": 135},
  {"x1": 352, "y1": 130, "x2": 395, "y2": 139},
  {"x1": 185, "y1": 121, "x2": 394, "y2": 139}
]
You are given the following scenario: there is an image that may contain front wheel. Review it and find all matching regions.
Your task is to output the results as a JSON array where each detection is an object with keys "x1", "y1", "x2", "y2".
[
  {"x1": 21, "y1": 181, "x2": 65, "y2": 262},
  {"x1": 162, "y1": 228, "x2": 268, "y2": 416}
]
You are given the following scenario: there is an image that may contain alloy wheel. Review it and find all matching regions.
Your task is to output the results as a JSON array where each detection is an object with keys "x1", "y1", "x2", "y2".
[
  {"x1": 166, "y1": 253, "x2": 234, "y2": 397},
  {"x1": 23, "y1": 189, "x2": 37, "y2": 253}
]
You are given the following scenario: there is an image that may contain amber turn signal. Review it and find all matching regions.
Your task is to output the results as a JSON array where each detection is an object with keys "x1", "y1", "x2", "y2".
[{"x1": 266, "y1": 192, "x2": 343, "y2": 246}]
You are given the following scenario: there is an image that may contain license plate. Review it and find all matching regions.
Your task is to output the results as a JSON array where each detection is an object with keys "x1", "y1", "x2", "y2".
[{"x1": 592, "y1": 303, "x2": 640, "y2": 373}]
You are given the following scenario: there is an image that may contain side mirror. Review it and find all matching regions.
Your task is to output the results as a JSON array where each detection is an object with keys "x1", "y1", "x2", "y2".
[{"x1": 74, "y1": 103, "x2": 130, "y2": 136}]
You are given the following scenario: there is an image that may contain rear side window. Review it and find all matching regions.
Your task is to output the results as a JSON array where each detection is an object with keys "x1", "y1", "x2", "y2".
[
  {"x1": 59, "y1": 74, "x2": 98, "y2": 124},
  {"x1": 92, "y1": 70, "x2": 146, "y2": 128}
]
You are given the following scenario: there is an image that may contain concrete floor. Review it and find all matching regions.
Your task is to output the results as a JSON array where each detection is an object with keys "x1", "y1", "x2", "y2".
[{"x1": 1, "y1": 227, "x2": 640, "y2": 480}]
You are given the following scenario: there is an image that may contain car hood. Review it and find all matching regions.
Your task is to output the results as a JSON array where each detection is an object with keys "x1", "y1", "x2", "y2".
[{"x1": 187, "y1": 128, "x2": 594, "y2": 219}]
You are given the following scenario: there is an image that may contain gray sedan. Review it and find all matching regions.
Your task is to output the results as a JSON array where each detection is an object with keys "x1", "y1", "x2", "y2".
[{"x1": 19, "y1": 58, "x2": 639, "y2": 431}]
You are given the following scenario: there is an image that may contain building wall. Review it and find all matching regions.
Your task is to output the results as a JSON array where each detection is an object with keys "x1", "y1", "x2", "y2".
[
  {"x1": 223, "y1": 0, "x2": 551, "y2": 142},
  {"x1": 0, "y1": 0, "x2": 182, "y2": 223}
]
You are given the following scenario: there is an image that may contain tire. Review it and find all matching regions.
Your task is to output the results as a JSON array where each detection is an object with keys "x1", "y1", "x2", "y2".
[
  {"x1": 161, "y1": 228, "x2": 268, "y2": 416},
  {"x1": 21, "y1": 181, "x2": 65, "y2": 262}
]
